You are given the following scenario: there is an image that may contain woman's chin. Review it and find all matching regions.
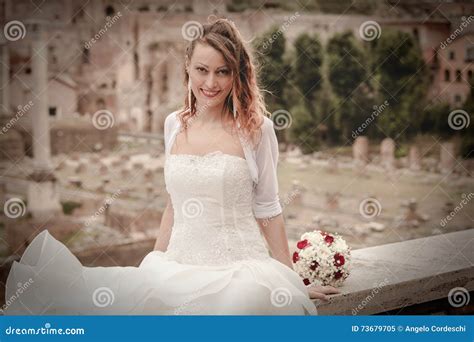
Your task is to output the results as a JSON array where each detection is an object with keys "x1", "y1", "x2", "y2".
[{"x1": 195, "y1": 97, "x2": 225, "y2": 109}]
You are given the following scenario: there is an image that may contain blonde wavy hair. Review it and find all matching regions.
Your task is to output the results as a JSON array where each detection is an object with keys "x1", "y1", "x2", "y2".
[{"x1": 178, "y1": 18, "x2": 270, "y2": 147}]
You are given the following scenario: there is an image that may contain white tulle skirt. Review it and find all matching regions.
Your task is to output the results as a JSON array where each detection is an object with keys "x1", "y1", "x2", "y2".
[{"x1": 4, "y1": 230, "x2": 317, "y2": 315}]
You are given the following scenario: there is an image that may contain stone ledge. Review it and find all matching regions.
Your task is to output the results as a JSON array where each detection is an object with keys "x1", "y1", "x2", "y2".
[{"x1": 316, "y1": 229, "x2": 474, "y2": 315}]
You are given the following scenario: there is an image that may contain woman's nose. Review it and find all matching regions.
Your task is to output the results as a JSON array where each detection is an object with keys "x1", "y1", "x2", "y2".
[{"x1": 205, "y1": 73, "x2": 218, "y2": 89}]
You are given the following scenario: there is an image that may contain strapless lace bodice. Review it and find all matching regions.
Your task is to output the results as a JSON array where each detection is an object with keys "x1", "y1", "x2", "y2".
[{"x1": 164, "y1": 152, "x2": 270, "y2": 266}]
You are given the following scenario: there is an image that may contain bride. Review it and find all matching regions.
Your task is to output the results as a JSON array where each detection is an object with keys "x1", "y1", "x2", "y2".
[{"x1": 4, "y1": 18, "x2": 339, "y2": 315}]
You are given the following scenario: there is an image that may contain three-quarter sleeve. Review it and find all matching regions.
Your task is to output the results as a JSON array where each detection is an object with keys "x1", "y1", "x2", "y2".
[
  {"x1": 163, "y1": 111, "x2": 178, "y2": 155},
  {"x1": 252, "y1": 117, "x2": 283, "y2": 219}
]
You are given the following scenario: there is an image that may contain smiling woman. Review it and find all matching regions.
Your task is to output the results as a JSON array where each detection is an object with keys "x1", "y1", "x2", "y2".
[{"x1": 4, "y1": 18, "x2": 338, "y2": 316}]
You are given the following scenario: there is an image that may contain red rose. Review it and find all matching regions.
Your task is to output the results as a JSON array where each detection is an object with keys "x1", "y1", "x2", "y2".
[
  {"x1": 303, "y1": 278, "x2": 311, "y2": 286},
  {"x1": 334, "y1": 253, "x2": 345, "y2": 266},
  {"x1": 297, "y1": 239, "x2": 310, "y2": 249},
  {"x1": 292, "y1": 251, "x2": 299, "y2": 263},
  {"x1": 310, "y1": 261, "x2": 319, "y2": 270},
  {"x1": 334, "y1": 271, "x2": 343, "y2": 279},
  {"x1": 324, "y1": 234, "x2": 334, "y2": 245}
]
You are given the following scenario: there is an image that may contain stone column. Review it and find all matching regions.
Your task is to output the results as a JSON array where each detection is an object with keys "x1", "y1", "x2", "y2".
[
  {"x1": 380, "y1": 138, "x2": 395, "y2": 170},
  {"x1": 439, "y1": 142, "x2": 456, "y2": 174},
  {"x1": 27, "y1": 22, "x2": 61, "y2": 220},
  {"x1": 408, "y1": 146, "x2": 422, "y2": 171},
  {"x1": 30, "y1": 24, "x2": 53, "y2": 172},
  {"x1": 353, "y1": 136, "x2": 369, "y2": 174},
  {"x1": 0, "y1": 37, "x2": 9, "y2": 116}
]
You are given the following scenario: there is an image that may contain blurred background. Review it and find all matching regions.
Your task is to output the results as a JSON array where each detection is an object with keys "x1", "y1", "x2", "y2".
[{"x1": 0, "y1": 0, "x2": 472, "y2": 314}]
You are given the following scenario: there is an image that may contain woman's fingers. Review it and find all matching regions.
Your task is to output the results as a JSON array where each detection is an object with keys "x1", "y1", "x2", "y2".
[
  {"x1": 321, "y1": 285, "x2": 341, "y2": 294},
  {"x1": 307, "y1": 285, "x2": 342, "y2": 302},
  {"x1": 309, "y1": 285, "x2": 341, "y2": 295},
  {"x1": 308, "y1": 290, "x2": 329, "y2": 301}
]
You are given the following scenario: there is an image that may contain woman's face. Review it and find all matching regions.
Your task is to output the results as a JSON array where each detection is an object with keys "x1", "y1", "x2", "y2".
[{"x1": 187, "y1": 43, "x2": 233, "y2": 111}]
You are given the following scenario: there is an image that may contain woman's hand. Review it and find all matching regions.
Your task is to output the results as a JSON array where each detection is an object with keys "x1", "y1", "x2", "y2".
[{"x1": 307, "y1": 284, "x2": 341, "y2": 301}]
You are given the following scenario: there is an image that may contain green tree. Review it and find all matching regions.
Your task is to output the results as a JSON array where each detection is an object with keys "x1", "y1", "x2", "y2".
[
  {"x1": 292, "y1": 33, "x2": 323, "y2": 109},
  {"x1": 327, "y1": 31, "x2": 374, "y2": 141},
  {"x1": 289, "y1": 101, "x2": 320, "y2": 153},
  {"x1": 370, "y1": 29, "x2": 428, "y2": 139},
  {"x1": 253, "y1": 26, "x2": 289, "y2": 113}
]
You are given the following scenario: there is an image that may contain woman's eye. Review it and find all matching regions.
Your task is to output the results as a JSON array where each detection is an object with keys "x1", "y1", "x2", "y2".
[
  {"x1": 196, "y1": 67, "x2": 207, "y2": 73},
  {"x1": 217, "y1": 69, "x2": 230, "y2": 75}
]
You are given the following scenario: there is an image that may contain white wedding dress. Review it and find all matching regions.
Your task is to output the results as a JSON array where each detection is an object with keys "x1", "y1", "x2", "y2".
[{"x1": 4, "y1": 151, "x2": 317, "y2": 315}]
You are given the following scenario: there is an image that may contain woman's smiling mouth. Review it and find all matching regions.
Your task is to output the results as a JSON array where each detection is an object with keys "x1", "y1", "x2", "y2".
[{"x1": 200, "y1": 88, "x2": 221, "y2": 98}]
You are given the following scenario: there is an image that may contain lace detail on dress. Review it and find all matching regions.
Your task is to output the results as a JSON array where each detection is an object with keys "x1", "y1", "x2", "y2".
[{"x1": 164, "y1": 152, "x2": 270, "y2": 266}]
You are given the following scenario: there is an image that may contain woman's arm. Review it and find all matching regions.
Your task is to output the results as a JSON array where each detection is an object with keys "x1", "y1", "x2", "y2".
[
  {"x1": 256, "y1": 214, "x2": 293, "y2": 269},
  {"x1": 153, "y1": 195, "x2": 174, "y2": 252}
]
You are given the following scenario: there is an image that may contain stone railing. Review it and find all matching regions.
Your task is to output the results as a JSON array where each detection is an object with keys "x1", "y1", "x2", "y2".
[
  {"x1": 1, "y1": 229, "x2": 472, "y2": 314},
  {"x1": 316, "y1": 229, "x2": 474, "y2": 315}
]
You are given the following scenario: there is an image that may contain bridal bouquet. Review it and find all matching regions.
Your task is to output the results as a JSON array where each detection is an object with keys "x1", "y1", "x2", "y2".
[{"x1": 292, "y1": 230, "x2": 351, "y2": 287}]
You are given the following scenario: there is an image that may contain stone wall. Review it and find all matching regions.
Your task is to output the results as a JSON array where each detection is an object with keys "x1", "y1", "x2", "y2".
[
  {"x1": 1, "y1": 225, "x2": 472, "y2": 314},
  {"x1": 50, "y1": 119, "x2": 118, "y2": 155}
]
